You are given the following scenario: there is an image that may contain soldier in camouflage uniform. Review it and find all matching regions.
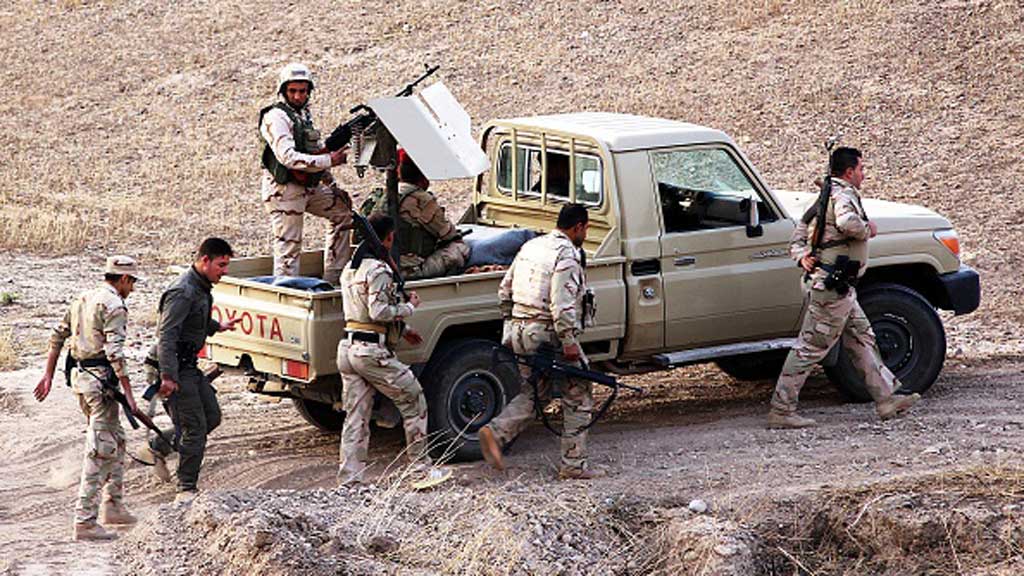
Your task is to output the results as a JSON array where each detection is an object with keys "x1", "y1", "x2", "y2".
[
  {"x1": 259, "y1": 62, "x2": 352, "y2": 286},
  {"x1": 156, "y1": 238, "x2": 240, "y2": 502},
  {"x1": 768, "y1": 147, "x2": 921, "y2": 429},
  {"x1": 336, "y1": 213, "x2": 447, "y2": 486},
  {"x1": 366, "y1": 149, "x2": 469, "y2": 279},
  {"x1": 478, "y1": 204, "x2": 600, "y2": 480},
  {"x1": 34, "y1": 256, "x2": 143, "y2": 541}
]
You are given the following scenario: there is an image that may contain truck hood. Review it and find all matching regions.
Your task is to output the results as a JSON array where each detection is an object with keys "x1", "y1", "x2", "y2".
[{"x1": 775, "y1": 190, "x2": 952, "y2": 232}]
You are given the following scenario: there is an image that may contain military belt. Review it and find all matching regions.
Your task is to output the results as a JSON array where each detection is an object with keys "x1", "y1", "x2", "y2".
[
  {"x1": 346, "y1": 331, "x2": 387, "y2": 346},
  {"x1": 345, "y1": 321, "x2": 387, "y2": 334}
]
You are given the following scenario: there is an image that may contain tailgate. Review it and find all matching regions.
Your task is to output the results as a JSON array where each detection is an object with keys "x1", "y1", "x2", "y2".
[{"x1": 206, "y1": 276, "x2": 343, "y2": 383}]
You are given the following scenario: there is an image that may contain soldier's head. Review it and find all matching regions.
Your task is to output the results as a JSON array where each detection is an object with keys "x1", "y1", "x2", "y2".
[
  {"x1": 194, "y1": 237, "x2": 234, "y2": 284},
  {"x1": 103, "y1": 255, "x2": 142, "y2": 299},
  {"x1": 368, "y1": 213, "x2": 396, "y2": 249},
  {"x1": 397, "y1": 149, "x2": 430, "y2": 190},
  {"x1": 277, "y1": 62, "x2": 314, "y2": 109},
  {"x1": 831, "y1": 147, "x2": 864, "y2": 188},
  {"x1": 556, "y1": 203, "x2": 590, "y2": 247}
]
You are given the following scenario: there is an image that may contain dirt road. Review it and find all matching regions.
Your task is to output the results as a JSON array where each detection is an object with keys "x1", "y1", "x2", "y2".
[{"x1": 2, "y1": 270, "x2": 1020, "y2": 576}]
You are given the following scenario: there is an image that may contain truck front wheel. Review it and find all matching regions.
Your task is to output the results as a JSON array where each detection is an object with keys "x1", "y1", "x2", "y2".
[
  {"x1": 825, "y1": 283, "x2": 946, "y2": 402},
  {"x1": 292, "y1": 397, "x2": 345, "y2": 432},
  {"x1": 420, "y1": 339, "x2": 521, "y2": 461}
]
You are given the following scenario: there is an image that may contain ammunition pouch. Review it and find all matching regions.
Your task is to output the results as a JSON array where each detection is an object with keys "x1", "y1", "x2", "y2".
[{"x1": 820, "y1": 255, "x2": 861, "y2": 296}]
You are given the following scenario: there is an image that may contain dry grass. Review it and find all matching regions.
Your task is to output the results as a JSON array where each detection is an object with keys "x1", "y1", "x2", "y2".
[
  {"x1": 0, "y1": 328, "x2": 17, "y2": 370},
  {"x1": 757, "y1": 463, "x2": 1024, "y2": 575}
]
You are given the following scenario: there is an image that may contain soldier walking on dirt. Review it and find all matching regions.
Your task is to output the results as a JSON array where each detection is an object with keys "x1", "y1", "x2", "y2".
[
  {"x1": 364, "y1": 149, "x2": 469, "y2": 279},
  {"x1": 336, "y1": 213, "x2": 449, "y2": 486},
  {"x1": 478, "y1": 203, "x2": 601, "y2": 480},
  {"x1": 156, "y1": 238, "x2": 240, "y2": 502},
  {"x1": 259, "y1": 62, "x2": 353, "y2": 286},
  {"x1": 768, "y1": 147, "x2": 921, "y2": 429},
  {"x1": 34, "y1": 256, "x2": 143, "y2": 540}
]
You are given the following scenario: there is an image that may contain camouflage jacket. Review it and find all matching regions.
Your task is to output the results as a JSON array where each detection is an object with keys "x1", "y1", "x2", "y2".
[
  {"x1": 49, "y1": 282, "x2": 129, "y2": 382},
  {"x1": 341, "y1": 256, "x2": 415, "y2": 345},
  {"x1": 499, "y1": 230, "x2": 587, "y2": 348},
  {"x1": 791, "y1": 177, "x2": 872, "y2": 288}
]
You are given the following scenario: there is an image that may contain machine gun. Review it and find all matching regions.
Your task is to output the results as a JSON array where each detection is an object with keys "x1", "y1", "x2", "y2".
[{"x1": 491, "y1": 343, "x2": 642, "y2": 436}]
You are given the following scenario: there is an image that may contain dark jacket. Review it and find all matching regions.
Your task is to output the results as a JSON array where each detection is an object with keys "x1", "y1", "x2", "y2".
[{"x1": 157, "y1": 266, "x2": 219, "y2": 382}]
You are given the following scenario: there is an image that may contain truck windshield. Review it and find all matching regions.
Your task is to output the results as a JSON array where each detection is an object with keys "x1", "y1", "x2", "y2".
[
  {"x1": 652, "y1": 147, "x2": 775, "y2": 232},
  {"x1": 496, "y1": 143, "x2": 602, "y2": 206}
]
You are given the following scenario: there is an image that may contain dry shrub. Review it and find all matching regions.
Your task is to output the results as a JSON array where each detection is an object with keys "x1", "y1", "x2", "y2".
[
  {"x1": 0, "y1": 328, "x2": 17, "y2": 370},
  {"x1": 758, "y1": 464, "x2": 1024, "y2": 575}
]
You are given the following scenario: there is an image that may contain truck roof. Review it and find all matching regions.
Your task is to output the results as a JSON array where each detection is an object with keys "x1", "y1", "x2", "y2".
[{"x1": 493, "y1": 112, "x2": 733, "y2": 152}]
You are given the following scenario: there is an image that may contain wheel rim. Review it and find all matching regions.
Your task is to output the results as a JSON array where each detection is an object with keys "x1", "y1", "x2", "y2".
[
  {"x1": 873, "y1": 312, "x2": 915, "y2": 375},
  {"x1": 446, "y1": 369, "x2": 505, "y2": 437}
]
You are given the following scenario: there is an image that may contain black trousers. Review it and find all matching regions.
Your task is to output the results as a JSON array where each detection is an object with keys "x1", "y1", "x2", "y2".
[{"x1": 168, "y1": 366, "x2": 221, "y2": 491}]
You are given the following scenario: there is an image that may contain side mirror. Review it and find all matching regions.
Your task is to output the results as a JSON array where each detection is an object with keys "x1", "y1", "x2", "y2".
[{"x1": 742, "y1": 196, "x2": 763, "y2": 238}]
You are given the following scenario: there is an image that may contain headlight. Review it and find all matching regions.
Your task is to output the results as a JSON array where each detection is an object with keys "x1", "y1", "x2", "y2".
[{"x1": 933, "y1": 229, "x2": 960, "y2": 259}]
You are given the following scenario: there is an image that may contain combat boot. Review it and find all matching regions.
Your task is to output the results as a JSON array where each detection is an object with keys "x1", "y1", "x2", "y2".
[
  {"x1": 135, "y1": 445, "x2": 172, "y2": 483},
  {"x1": 174, "y1": 490, "x2": 198, "y2": 504},
  {"x1": 100, "y1": 501, "x2": 137, "y2": 525},
  {"x1": 558, "y1": 466, "x2": 607, "y2": 481},
  {"x1": 73, "y1": 521, "x2": 117, "y2": 541},
  {"x1": 877, "y1": 393, "x2": 921, "y2": 420},
  {"x1": 478, "y1": 427, "x2": 505, "y2": 471},
  {"x1": 767, "y1": 411, "x2": 817, "y2": 429}
]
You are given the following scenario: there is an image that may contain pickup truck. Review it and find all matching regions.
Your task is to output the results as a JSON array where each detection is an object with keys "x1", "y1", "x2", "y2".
[{"x1": 205, "y1": 112, "x2": 980, "y2": 460}]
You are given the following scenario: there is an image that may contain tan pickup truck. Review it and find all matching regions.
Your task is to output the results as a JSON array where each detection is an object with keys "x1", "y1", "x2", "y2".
[{"x1": 206, "y1": 113, "x2": 979, "y2": 459}]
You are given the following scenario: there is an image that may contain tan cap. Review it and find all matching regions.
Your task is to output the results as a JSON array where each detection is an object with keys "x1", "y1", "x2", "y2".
[{"x1": 104, "y1": 255, "x2": 144, "y2": 281}]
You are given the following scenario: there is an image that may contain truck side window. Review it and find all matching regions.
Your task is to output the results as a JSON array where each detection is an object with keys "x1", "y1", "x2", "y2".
[
  {"x1": 496, "y1": 142, "x2": 603, "y2": 206},
  {"x1": 652, "y1": 148, "x2": 775, "y2": 233}
]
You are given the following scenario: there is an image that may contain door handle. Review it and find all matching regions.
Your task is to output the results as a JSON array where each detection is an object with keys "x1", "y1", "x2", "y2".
[{"x1": 674, "y1": 256, "x2": 696, "y2": 267}]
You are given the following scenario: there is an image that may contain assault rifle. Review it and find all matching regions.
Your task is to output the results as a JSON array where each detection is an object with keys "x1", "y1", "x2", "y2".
[
  {"x1": 350, "y1": 211, "x2": 407, "y2": 298},
  {"x1": 800, "y1": 134, "x2": 842, "y2": 255},
  {"x1": 491, "y1": 344, "x2": 642, "y2": 436},
  {"x1": 65, "y1": 355, "x2": 173, "y2": 448}
]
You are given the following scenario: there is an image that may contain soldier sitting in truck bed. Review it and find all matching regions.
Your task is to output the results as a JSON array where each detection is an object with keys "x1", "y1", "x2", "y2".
[{"x1": 364, "y1": 149, "x2": 469, "y2": 279}]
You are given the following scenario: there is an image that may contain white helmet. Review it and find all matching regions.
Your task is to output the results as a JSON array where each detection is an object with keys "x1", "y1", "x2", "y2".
[{"x1": 277, "y1": 62, "x2": 314, "y2": 94}]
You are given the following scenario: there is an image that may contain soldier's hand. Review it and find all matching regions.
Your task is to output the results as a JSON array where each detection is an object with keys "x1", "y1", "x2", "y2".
[
  {"x1": 159, "y1": 376, "x2": 179, "y2": 398},
  {"x1": 330, "y1": 146, "x2": 348, "y2": 167},
  {"x1": 408, "y1": 291, "x2": 422, "y2": 308},
  {"x1": 867, "y1": 220, "x2": 878, "y2": 238},
  {"x1": 219, "y1": 317, "x2": 242, "y2": 332},
  {"x1": 33, "y1": 376, "x2": 52, "y2": 402},
  {"x1": 403, "y1": 328, "x2": 423, "y2": 346},
  {"x1": 562, "y1": 342, "x2": 582, "y2": 362},
  {"x1": 799, "y1": 254, "x2": 817, "y2": 273}
]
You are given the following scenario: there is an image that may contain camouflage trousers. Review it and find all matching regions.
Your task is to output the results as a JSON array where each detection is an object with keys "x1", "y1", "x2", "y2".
[
  {"x1": 771, "y1": 284, "x2": 899, "y2": 415},
  {"x1": 264, "y1": 181, "x2": 353, "y2": 286},
  {"x1": 73, "y1": 376, "x2": 125, "y2": 524},
  {"x1": 399, "y1": 240, "x2": 470, "y2": 280},
  {"x1": 336, "y1": 339, "x2": 430, "y2": 481},
  {"x1": 484, "y1": 321, "x2": 593, "y2": 472}
]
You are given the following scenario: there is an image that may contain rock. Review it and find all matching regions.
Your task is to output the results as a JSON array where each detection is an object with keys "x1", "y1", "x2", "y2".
[
  {"x1": 365, "y1": 534, "x2": 399, "y2": 555},
  {"x1": 688, "y1": 499, "x2": 708, "y2": 514}
]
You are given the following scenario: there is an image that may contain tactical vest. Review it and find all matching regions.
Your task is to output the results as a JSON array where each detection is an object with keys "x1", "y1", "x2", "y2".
[
  {"x1": 815, "y1": 188, "x2": 869, "y2": 277},
  {"x1": 359, "y1": 187, "x2": 438, "y2": 258},
  {"x1": 258, "y1": 102, "x2": 324, "y2": 187}
]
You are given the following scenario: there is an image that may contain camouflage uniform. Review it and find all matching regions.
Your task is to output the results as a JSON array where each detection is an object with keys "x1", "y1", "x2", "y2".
[
  {"x1": 49, "y1": 282, "x2": 129, "y2": 525},
  {"x1": 771, "y1": 177, "x2": 901, "y2": 415},
  {"x1": 260, "y1": 102, "x2": 352, "y2": 286},
  {"x1": 385, "y1": 182, "x2": 469, "y2": 279},
  {"x1": 482, "y1": 230, "x2": 594, "y2": 473},
  {"x1": 336, "y1": 255, "x2": 429, "y2": 482}
]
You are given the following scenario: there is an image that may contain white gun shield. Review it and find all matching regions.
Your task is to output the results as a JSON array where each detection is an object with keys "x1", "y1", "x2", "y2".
[{"x1": 369, "y1": 82, "x2": 489, "y2": 180}]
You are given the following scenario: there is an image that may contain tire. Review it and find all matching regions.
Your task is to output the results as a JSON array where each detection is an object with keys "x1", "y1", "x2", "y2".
[
  {"x1": 825, "y1": 283, "x2": 946, "y2": 402},
  {"x1": 292, "y1": 397, "x2": 345, "y2": 432},
  {"x1": 715, "y1": 350, "x2": 788, "y2": 381},
  {"x1": 420, "y1": 339, "x2": 522, "y2": 461}
]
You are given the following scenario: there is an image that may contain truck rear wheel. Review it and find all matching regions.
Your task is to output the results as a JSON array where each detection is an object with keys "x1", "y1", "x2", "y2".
[
  {"x1": 292, "y1": 397, "x2": 345, "y2": 432},
  {"x1": 825, "y1": 283, "x2": 946, "y2": 402},
  {"x1": 420, "y1": 339, "x2": 521, "y2": 461}
]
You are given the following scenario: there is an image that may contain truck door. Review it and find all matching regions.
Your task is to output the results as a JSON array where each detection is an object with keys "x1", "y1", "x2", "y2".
[{"x1": 653, "y1": 146, "x2": 804, "y2": 348}]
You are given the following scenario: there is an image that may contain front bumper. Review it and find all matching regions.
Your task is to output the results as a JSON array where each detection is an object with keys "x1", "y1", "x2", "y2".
[{"x1": 938, "y1": 265, "x2": 981, "y2": 315}]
